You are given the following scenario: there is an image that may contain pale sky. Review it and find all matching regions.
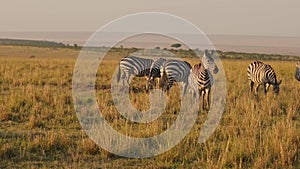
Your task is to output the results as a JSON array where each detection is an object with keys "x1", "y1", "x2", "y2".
[{"x1": 1, "y1": 0, "x2": 300, "y2": 37}]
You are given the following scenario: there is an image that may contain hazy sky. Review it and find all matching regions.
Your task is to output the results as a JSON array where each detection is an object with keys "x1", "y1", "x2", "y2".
[{"x1": 1, "y1": 0, "x2": 300, "y2": 37}]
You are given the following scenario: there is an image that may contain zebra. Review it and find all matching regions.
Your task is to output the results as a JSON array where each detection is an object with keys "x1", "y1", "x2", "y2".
[
  {"x1": 116, "y1": 55, "x2": 153, "y2": 91},
  {"x1": 247, "y1": 61, "x2": 282, "y2": 96},
  {"x1": 159, "y1": 49, "x2": 219, "y2": 96},
  {"x1": 159, "y1": 59, "x2": 192, "y2": 95},
  {"x1": 295, "y1": 62, "x2": 300, "y2": 82},
  {"x1": 147, "y1": 58, "x2": 167, "y2": 91},
  {"x1": 188, "y1": 50, "x2": 219, "y2": 109},
  {"x1": 189, "y1": 63, "x2": 213, "y2": 110}
]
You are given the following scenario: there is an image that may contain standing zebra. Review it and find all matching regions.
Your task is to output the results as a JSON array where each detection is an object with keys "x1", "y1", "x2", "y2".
[
  {"x1": 148, "y1": 58, "x2": 167, "y2": 91},
  {"x1": 159, "y1": 59, "x2": 192, "y2": 95},
  {"x1": 295, "y1": 62, "x2": 300, "y2": 82},
  {"x1": 247, "y1": 61, "x2": 282, "y2": 96},
  {"x1": 116, "y1": 55, "x2": 153, "y2": 91},
  {"x1": 188, "y1": 63, "x2": 212, "y2": 110},
  {"x1": 188, "y1": 50, "x2": 219, "y2": 109}
]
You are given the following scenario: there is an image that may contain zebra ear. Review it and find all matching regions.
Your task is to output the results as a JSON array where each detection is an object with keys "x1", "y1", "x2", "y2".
[{"x1": 278, "y1": 80, "x2": 282, "y2": 85}]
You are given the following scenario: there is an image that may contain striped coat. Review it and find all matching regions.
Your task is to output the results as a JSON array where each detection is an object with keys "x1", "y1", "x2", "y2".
[
  {"x1": 117, "y1": 56, "x2": 153, "y2": 90},
  {"x1": 159, "y1": 59, "x2": 191, "y2": 95},
  {"x1": 188, "y1": 62, "x2": 213, "y2": 109},
  {"x1": 247, "y1": 61, "x2": 282, "y2": 96},
  {"x1": 148, "y1": 58, "x2": 167, "y2": 91}
]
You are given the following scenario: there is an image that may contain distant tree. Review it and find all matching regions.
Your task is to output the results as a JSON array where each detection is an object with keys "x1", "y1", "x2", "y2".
[
  {"x1": 74, "y1": 43, "x2": 78, "y2": 48},
  {"x1": 171, "y1": 43, "x2": 181, "y2": 50},
  {"x1": 155, "y1": 46, "x2": 160, "y2": 50},
  {"x1": 130, "y1": 47, "x2": 138, "y2": 53}
]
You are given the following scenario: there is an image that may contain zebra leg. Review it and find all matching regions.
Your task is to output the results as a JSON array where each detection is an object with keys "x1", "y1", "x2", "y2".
[
  {"x1": 198, "y1": 89, "x2": 202, "y2": 109},
  {"x1": 263, "y1": 83, "x2": 267, "y2": 96},
  {"x1": 159, "y1": 77, "x2": 167, "y2": 92},
  {"x1": 202, "y1": 90, "x2": 206, "y2": 110},
  {"x1": 167, "y1": 82, "x2": 174, "y2": 95},
  {"x1": 160, "y1": 79, "x2": 166, "y2": 92},
  {"x1": 255, "y1": 84, "x2": 260, "y2": 97},
  {"x1": 206, "y1": 88, "x2": 211, "y2": 110},
  {"x1": 126, "y1": 75, "x2": 130, "y2": 86},
  {"x1": 192, "y1": 88, "x2": 198, "y2": 99},
  {"x1": 145, "y1": 77, "x2": 149, "y2": 93},
  {"x1": 166, "y1": 84, "x2": 170, "y2": 95},
  {"x1": 125, "y1": 74, "x2": 132, "y2": 91},
  {"x1": 120, "y1": 72, "x2": 126, "y2": 87},
  {"x1": 250, "y1": 81, "x2": 254, "y2": 93},
  {"x1": 147, "y1": 77, "x2": 157, "y2": 92},
  {"x1": 265, "y1": 83, "x2": 270, "y2": 94},
  {"x1": 182, "y1": 82, "x2": 188, "y2": 95}
]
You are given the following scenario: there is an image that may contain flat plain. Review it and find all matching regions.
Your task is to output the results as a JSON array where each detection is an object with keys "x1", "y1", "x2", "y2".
[{"x1": 0, "y1": 45, "x2": 299, "y2": 168}]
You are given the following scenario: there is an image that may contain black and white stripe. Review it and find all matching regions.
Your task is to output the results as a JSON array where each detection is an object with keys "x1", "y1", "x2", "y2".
[
  {"x1": 148, "y1": 58, "x2": 167, "y2": 90},
  {"x1": 117, "y1": 56, "x2": 153, "y2": 90},
  {"x1": 188, "y1": 63, "x2": 213, "y2": 109},
  {"x1": 295, "y1": 62, "x2": 300, "y2": 82},
  {"x1": 187, "y1": 49, "x2": 219, "y2": 109},
  {"x1": 159, "y1": 59, "x2": 192, "y2": 95},
  {"x1": 247, "y1": 61, "x2": 282, "y2": 96}
]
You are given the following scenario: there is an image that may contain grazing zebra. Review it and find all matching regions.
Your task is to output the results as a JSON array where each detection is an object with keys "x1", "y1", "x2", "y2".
[
  {"x1": 159, "y1": 59, "x2": 192, "y2": 95},
  {"x1": 189, "y1": 63, "x2": 213, "y2": 110},
  {"x1": 116, "y1": 55, "x2": 153, "y2": 90},
  {"x1": 148, "y1": 58, "x2": 167, "y2": 91},
  {"x1": 295, "y1": 62, "x2": 300, "y2": 82},
  {"x1": 247, "y1": 61, "x2": 282, "y2": 96}
]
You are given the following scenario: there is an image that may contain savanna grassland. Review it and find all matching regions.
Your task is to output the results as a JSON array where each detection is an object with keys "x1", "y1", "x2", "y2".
[{"x1": 0, "y1": 45, "x2": 299, "y2": 168}]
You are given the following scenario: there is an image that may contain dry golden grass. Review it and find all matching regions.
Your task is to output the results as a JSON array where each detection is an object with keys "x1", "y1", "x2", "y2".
[{"x1": 0, "y1": 46, "x2": 299, "y2": 168}]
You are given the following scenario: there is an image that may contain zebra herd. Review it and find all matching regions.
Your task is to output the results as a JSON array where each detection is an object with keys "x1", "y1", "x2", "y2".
[
  {"x1": 116, "y1": 49, "x2": 219, "y2": 109},
  {"x1": 116, "y1": 49, "x2": 300, "y2": 109}
]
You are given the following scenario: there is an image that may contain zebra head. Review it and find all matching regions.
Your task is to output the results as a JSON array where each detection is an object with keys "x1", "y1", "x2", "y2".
[
  {"x1": 273, "y1": 80, "x2": 282, "y2": 94},
  {"x1": 297, "y1": 62, "x2": 300, "y2": 69},
  {"x1": 148, "y1": 58, "x2": 167, "y2": 89},
  {"x1": 201, "y1": 49, "x2": 219, "y2": 74}
]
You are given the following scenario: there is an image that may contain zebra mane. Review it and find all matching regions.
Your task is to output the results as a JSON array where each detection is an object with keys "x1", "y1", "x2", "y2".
[
  {"x1": 192, "y1": 63, "x2": 204, "y2": 73},
  {"x1": 193, "y1": 62, "x2": 202, "y2": 69}
]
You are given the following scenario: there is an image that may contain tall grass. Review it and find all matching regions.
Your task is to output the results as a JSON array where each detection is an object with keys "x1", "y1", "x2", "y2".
[{"x1": 0, "y1": 46, "x2": 299, "y2": 168}]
